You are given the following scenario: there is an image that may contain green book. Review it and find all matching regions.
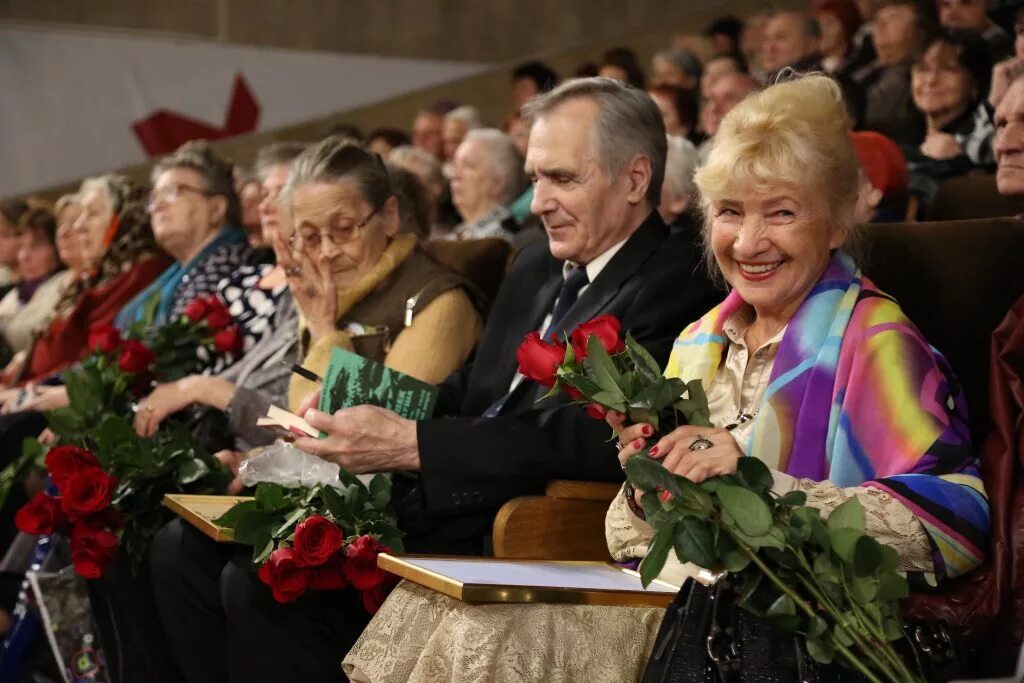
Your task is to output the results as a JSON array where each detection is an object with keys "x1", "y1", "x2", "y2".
[{"x1": 318, "y1": 347, "x2": 439, "y2": 420}]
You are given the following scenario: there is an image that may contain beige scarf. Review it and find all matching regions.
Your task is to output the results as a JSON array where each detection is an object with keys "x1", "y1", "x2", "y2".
[{"x1": 288, "y1": 234, "x2": 417, "y2": 410}]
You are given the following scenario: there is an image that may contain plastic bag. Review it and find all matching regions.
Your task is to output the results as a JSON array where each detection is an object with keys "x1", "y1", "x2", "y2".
[{"x1": 239, "y1": 440, "x2": 345, "y2": 489}]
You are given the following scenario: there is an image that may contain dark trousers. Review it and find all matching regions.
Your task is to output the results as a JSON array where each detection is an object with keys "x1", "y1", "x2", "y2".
[{"x1": 150, "y1": 519, "x2": 369, "y2": 683}]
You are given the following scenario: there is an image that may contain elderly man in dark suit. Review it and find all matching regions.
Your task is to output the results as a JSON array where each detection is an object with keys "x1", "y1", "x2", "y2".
[{"x1": 151, "y1": 77, "x2": 720, "y2": 683}]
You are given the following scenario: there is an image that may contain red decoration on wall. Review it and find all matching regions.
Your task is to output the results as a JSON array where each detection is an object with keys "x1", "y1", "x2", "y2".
[{"x1": 132, "y1": 73, "x2": 260, "y2": 156}]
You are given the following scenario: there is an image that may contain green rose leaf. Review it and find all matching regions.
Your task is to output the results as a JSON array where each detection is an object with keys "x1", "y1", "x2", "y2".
[
  {"x1": 737, "y1": 569, "x2": 763, "y2": 606},
  {"x1": 829, "y1": 527, "x2": 864, "y2": 566},
  {"x1": 878, "y1": 573, "x2": 910, "y2": 601},
  {"x1": 639, "y1": 524, "x2": 674, "y2": 587},
  {"x1": 853, "y1": 535, "x2": 883, "y2": 576},
  {"x1": 368, "y1": 474, "x2": 392, "y2": 509},
  {"x1": 852, "y1": 575, "x2": 879, "y2": 604},
  {"x1": 806, "y1": 635, "x2": 836, "y2": 664},
  {"x1": 878, "y1": 544, "x2": 901, "y2": 573},
  {"x1": 177, "y1": 458, "x2": 209, "y2": 485},
  {"x1": 232, "y1": 509, "x2": 280, "y2": 547},
  {"x1": 583, "y1": 335, "x2": 624, "y2": 398},
  {"x1": 255, "y1": 483, "x2": 288, "y2": 511},
  {"x1": 625, "y1": 331, "x2": 663, "y2": 383},
  {"x1": 777, "y1": 490, "x2": 808, "y2": 507},
  {"x1": 734, "y1": 457, "x2": 774, "y2": 494},
  {"x1": 212, "y1": 499, "x2": 259, "y2": 528},
  {"x1": 673, "y1": 517, "x2": 718, "y2": 568},
  {"x1": 625, "y1": 456, "x2": 683, "y2": 501},
  {"x1": 722, "y1": 549, "x2": 751, "y2": 572},
  {"x1": 716, "y1": 484, "x2": 772, "y2": 536},
  {"x1": 562, "y1": 374, "x2": 603, "y2": 399},
  {"x1": 808, "y1": 615, "x2": 829, "y2": 639},
  {"x1": 827, "y1": 497, "x2": 865, "y2": 533},
  {"x1": 765, "y1": 594, "x2": 796, "y2": 620}
]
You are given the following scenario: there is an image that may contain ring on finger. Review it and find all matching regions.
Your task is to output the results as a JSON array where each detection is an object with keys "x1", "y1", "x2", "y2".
[
  {"x1": 615, "y1": 441, "x2": 624, "y2": 452},
  {"x1": 688, "y1": 436, "x2": 713, "y2": 451}
]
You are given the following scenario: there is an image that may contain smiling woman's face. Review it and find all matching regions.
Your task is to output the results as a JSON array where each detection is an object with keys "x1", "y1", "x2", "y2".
[{"x1": 709, "y1": 184, "x2": 844, "y2": 322}]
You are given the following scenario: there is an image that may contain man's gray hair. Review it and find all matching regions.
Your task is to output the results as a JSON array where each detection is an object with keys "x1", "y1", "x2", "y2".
[
  {"x1": 254, "y1": 142, "x2": 309, "y2": 181},
  {"x1": 462, "y1": 128, "x2": 526, "y2": 205},
  {"x1": 522, "y1": 77, "x2": 667, "y2": 207},
  {"x1": 444, "y1": 105, "x2": 484, "y2": 130},
  {"x1": 654, "y1": 47, "x2": 702, "y2": 81},
  {"x1": 663, "y1": 134, "x2": 699, "y2": 203}
]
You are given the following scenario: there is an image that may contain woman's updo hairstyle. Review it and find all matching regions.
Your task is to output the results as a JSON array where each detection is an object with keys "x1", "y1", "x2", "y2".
[{"x1": 695, "y1": 74, "x2": 861, "y2": 240}]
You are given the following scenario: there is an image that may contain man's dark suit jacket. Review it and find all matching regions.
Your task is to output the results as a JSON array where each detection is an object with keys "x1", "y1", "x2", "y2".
[{"x1": 397, "y1": 211, "x2": 721, "y2": 553}]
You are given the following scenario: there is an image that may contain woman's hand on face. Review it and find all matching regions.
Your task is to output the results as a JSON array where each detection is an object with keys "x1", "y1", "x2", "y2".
[
  {"x1": 920, "y1": 131, "x2": 963, "y2": 160},
  {"x1": 274, "y1": 230, "x2": 338, "y2": 343},
  {"x1": 646, "y1": 425, "x2": 742, "y2": 484},
  {"x1": 133, "y1": 378, "x2": 197, "y2": 438},
  {"x1": 605, "y1": 410, "x2": 657, "y2": 470}
]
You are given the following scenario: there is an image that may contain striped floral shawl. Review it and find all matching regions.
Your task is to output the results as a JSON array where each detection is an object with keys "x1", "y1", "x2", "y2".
[{"x1": 665, "y1": 250, "x2": 989, "y2": 580}]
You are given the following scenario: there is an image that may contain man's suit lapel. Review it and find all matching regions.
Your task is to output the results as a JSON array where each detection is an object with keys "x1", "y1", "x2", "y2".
[{"x1": 512, "y1": 212, "x2": 668, "y2": 406}]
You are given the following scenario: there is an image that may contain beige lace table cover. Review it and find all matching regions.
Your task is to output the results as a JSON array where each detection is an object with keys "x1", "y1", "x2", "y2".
[{"x1": 343, "y1": 580, "x2": 666, "y2": 682}]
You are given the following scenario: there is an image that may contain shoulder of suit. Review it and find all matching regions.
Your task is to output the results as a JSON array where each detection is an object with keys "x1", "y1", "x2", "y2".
[{"x1": 507, "y1": 239, "x2": 555, "y2": 275}]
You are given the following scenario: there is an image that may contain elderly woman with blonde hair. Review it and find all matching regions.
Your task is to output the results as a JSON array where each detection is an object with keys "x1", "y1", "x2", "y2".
[{"x1": 342, "y1": 74, "x2": 989, "y2": 683}]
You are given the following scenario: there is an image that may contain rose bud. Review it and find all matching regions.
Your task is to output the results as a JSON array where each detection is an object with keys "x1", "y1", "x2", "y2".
[
  {"x1": 570, "y1": 314, "x2": 625, "y2": 361},
  {"x1": 117, "y1": 340, "x2": 157, "y2": 375},
  {"x1": 343, "y1": 535, "x2": 391, "y2": 591},
  {"x1": 292, "y1": 515, "x2": 344, "y2": 567}
]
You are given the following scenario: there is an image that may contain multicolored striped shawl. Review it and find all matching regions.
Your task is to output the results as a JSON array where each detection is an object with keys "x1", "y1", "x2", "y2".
[{"x1": 665, "y1": 250, "x2": 989, "y2": 580}]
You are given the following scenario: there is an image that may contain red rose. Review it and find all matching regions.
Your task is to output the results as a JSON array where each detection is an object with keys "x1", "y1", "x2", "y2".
[
  {"x1": 307, "y1": 553, "x2": 349, "y2": 591},
  {"x1": 570, "y1": 314, "x2": 625, "y2": 361},
  {"x1": 292, "y1": 515, "x2": 344, "y2": 567},
  {"x1": 360, "y1": 574, "x2": 399, "y2": 614},
  {"x1": 15, "y1": 492, "x2": 67, "y2": 535},
  {"x1": 585, "y1": 402, "x2": 608, "y2": 420},
  {"x1": 213, "y1": 326, "x2": 243, "y2": 354},
  {"x1": 87, "y1": 324, "x2": 121, "y2": 354},
  {"x1": 45, "y1": 446, "x2": 101, "y2": 491},
  {"x1": 516, "y1": 332, "x2": 567, "y2": 388},
  {"x1": 60, "y1": 467, "x2": 118, "y2": 520},
  {"x1": 343, "y1": 535, "x2": 390, "y2": 590},
  {"x1": 182, "y1": 296, "x2": 211, "y2": 322},
  {"x1": 257, "y1": 547, "x2": 310, "y2": 603},
  {"x1": 204, "y1": 298, "x2": 233, "y2": 330},
  {"x1": 117, "y1": 340, "x2": 157, "y2": 374},
  {"x1": 69, "y1": 520, "x2": 119, "y2": 579}
]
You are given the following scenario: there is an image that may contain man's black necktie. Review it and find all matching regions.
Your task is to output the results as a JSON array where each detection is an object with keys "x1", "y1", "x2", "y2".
[
  {"x1": 482, "y1": 266, "x2": 589, "y2": 418},
  {"x1": 543, "y1": 266, "x2": 589, "y2": 340}
]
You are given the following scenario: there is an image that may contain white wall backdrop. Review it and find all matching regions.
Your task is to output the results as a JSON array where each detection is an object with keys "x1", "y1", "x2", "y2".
[{"x1": 0, "y1": 25, "x2": 488, "y2": 195}]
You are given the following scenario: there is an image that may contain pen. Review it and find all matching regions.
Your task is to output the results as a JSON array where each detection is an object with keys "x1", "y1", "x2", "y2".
[{"x1": 285, "y1": 363, "x2": 323, "y2": 385}]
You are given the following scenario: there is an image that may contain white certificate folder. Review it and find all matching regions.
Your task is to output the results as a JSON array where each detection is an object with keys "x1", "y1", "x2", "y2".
[{"x1": 378, "y1": 554, "x2": 680, "y2": 608}]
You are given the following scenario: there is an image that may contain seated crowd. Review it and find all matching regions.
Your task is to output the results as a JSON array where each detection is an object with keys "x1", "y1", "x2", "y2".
[{"x1": 0, "y1": 2, "x2": 1022, "y2": 681}]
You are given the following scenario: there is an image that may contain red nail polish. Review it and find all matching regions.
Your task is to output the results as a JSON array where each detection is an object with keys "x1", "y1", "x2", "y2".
[
  {"x1": 659, "y1": 490, "x2": 673, "y2": 502},
  {"x1": 649, "y1": 446, "x2": 659, "y2": 457},
  {"x1": 642, "y1": 425, "x2": 652, "y2": 436},
  {"x1": 632, "y1": 439, "x2": 643, "y2": 449}
]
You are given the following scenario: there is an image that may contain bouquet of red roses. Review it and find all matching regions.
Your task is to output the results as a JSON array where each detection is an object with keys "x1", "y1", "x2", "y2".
[
  {"x1": 215, "y1": 473, "x2": 402, "y2": 614},
  {"x1": 12, "y1": 295, "x2": 245, "y2": 577},
  {"x1": 15, "y1": 446, "x2": 121, "y2": 578}
]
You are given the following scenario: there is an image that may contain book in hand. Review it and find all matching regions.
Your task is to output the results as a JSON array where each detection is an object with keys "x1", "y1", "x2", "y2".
[
  {"x1": 256, "y1": 404, "x2": 319, "y2": 441},
  {"x1": 318, "y1": 347, "x2": 438, "y2": 420}
]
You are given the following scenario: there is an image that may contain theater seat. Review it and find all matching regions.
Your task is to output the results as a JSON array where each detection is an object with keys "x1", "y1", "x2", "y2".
[
  {"x1": 924, "y1": 174, "x2": 1024, "y2": 222},
  {"x1": 424, "y1": 237, "x2": 512, "y2": 304},
  {"x1": 492, "y1": 218, "x2": 1024, "y2": 659}
]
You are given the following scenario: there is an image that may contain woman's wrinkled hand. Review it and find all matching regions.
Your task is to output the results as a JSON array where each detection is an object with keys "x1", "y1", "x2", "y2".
[
  {"x1": 134, "y1": 378, "x2": 196, "y2": 438},
  {"x1": 274, "y1": 230, "x2": 338, "y2": 344},
  {"x1": 20, "y1": 386, "x2": 69, "y2": 414},
  {"x1": 644, "y1": 425, "x2": 742, "y2": 484},
  {"x1": 214, "y1": 449, "x2": 248, "y2": 495},
  {"x1": 920, "y1": 131, "x2": 963, "y2": 161},
  {"x1": 605, "y1": 410, "x2": 656, "y2": 470}
]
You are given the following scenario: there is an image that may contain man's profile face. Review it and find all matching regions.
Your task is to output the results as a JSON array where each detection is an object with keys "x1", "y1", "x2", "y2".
[
  {"x1": 526, "y1": 98, "x2": 635, "y2": 265},
  {"x1": 995, "y1": 79, "x2": 1024, "y2": 196},
  {"x1": 760, "y1": 13, "x2": 816, "y2": 72}
]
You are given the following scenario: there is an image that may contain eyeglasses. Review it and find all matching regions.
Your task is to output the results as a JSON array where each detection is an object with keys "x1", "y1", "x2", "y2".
[
  {"x1": 290, "y1": 204, "x2": 382, "y2": 250},
  {"x1": 147, "y1": 183, "x2": 215, "y2": 211}
]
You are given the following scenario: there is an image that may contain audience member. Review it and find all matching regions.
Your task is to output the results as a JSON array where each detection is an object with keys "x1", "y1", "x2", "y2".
[
  {"x1": 760, "y1": 11, "x2": 824, "y2": 77},
  {"x1": 659, "y1": 134, "x2": 701, "y2": 233},
  {"x1": 510, "y1": 60, "x2": 559, "y2": 111},
  {"x1": 0, "y1": 199, "x2": 29, "y2": 296},
  {"x1": 698, "y1": 72, "x2": 759, "y2": 158},
  {"x1": 447, "y1": 129, "x2": 525, "y2": 242},
  {"x1": 0, "y1": 207, "x2": 67, "y2": 361},
  {"x1": 53, "y1": 195, "x2": 85, "y2": 279},
  {"x1": 994, "y1": 73, "x2": 1024, "y2": 198},
  {"x1": 741, "y1": 12, "x2": 772, "y2": 79},
  {"x1": 505, "y1": 111, "x2": 530, "y2": 157},
  {"x1": 388, "y1": 165, "x2": 433, "y2": 240},
  {"x1": 700, "y1": 53, "x2": 747, "y2": 98},
  {"x1": 705, "y1": 15, "x2": 745, "y2": 56},
  {"x1": 327, "y1": 122, "x2": 365, "y2": 143},
  {"x1": 648, "y1": 84, "x2": 701, "y2": 141},
  {"x1": 815, "y1": 0, "x2": 867, "y2": 75},
  {"x1": 989, "y1": 8, "x2": 1024, "y2": 107},
  {"x1": 115, "y1": 141, "x2": 251, "y2": 329},
  {"x1": 850, "y1": 130, "x2": 910, "y2": 221},
  {"x1": 150, "y1": 138, "x2": 491, "y2": 683},
  {"x1": 411, "y1": 104, "x2": 450, "y2": 160},
  {"x1": 442, "y1": 105, "x2": 484, "y2": 173},
  {"x1": 650, "y1": 47, "x2": 702, "y2": 89},
  {"x1": 903, "y1": 29, "x2": 995, "y2": 207},
  {"x1": 599, "y1": 47, "x2": 646, "y2": 88},
  {"x1": 235, "y1": 170, "x2": 264, "y2": 249},
  {"x1": 390, "y1": 145, "x2": 454, "y2": 238},
  {"x1": 855, "y1": 0, "x2": 937, "y2": 138},
  {"x1": 937, "y1": 0, "x2": 1012, "y2": 58},
  {"x1": 366, "y1": 127, "x2": 411, "y2": 160}
]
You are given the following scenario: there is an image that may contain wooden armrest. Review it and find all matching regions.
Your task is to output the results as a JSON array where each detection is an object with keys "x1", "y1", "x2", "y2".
[
  {"x1": 544, "y1": 480, "x2": 621, "y2": 501},
  {"x1": 493, "y1": 496, "x2": 612, "y2": 561}
]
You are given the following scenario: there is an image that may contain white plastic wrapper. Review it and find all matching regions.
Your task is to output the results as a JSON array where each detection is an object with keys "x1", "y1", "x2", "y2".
[{"x1": 239, "y1": 440, "x2": 379, "y2": 488}]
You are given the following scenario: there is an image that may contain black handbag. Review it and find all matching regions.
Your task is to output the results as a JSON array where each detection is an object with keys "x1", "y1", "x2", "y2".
[{"x1": 642, "y1": 579, "x2": 970, "y2": 683}]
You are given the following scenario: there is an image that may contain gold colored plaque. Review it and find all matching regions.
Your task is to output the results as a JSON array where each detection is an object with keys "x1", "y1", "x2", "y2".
[{"x1": 162, "y1": 493, "x2": 253, "y2": 542}]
